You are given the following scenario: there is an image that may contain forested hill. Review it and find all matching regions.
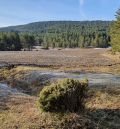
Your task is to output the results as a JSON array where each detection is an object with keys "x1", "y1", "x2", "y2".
[
  {"x1": 0, "y1": 21, "x2": 112, "y2": 50},
  {"x1": 0, "y1": 21, "x2": 111, "y2": 34}
]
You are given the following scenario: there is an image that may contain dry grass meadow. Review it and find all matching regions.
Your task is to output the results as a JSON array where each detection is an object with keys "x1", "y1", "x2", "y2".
[
  {"x1": 0, "y1": 85, "x2": 120, "y2": 129},
  {"x1": 0, "y1": 48, "x2": 120, "y2": 129},
  {"x1": 0, "y1": 48, "x2": 119, "y2": 67},
  {"x1": 0, "y1": 48, "x2": 120, "y2": 74}
]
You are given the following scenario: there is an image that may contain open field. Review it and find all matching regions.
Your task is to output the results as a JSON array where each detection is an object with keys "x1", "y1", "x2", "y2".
[
  {"x1": 0, "y1": 48, "x2": 120, "y2": 129},
  {"x1": 0, "y1": 48, "x2": 119, "y2": 66},
  {"x1": 0, "y1": 48, "x2": 120, "y2": 74}
]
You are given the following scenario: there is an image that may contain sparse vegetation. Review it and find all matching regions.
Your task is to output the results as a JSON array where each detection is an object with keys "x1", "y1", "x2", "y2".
[
  {"x1": 0, "y1": 60, "x2": 119, "y2": 129},
  {"x1": 0, "y1": 49, "x2": 117, "y2": 65},
  {"x1": 0, "y1": 48, "x2": 120, "y2": 74},
  {"x1": 0, "y1": 83, "x2": 119, "y2": 129}
]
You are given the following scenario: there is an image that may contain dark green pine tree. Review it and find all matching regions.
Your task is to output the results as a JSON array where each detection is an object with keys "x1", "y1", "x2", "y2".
[
  {"x1": 21, "y1": 34, "x2": 35, "y2": 50},
  {"x1": 110, "y1": 9, "x2": 120, "y2": 52}
]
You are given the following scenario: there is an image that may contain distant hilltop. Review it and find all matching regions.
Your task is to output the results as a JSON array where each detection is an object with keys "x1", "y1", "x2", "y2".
[{"x1": 0, "y1": 21, "x2": 112, "y2": 33}]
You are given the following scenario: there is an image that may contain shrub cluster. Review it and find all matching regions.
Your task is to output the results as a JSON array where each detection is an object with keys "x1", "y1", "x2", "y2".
[{"x1": 38, "y1": 78, "x2": 88, "y2": 112}]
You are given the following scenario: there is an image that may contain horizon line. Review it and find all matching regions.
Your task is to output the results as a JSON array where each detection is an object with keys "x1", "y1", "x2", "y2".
[{"x1": 0, "y1": 20, "x2": 114, "y2": 28}]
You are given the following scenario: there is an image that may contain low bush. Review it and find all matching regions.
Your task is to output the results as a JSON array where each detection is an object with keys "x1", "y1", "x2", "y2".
[{"x1": 38, "y1": 78, "x2": 88, "y2": 112}]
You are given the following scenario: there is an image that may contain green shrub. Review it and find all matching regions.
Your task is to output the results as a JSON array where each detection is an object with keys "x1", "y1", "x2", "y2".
[{"x1": 38, "y1": 78, "x2": 88, "y2": 112}]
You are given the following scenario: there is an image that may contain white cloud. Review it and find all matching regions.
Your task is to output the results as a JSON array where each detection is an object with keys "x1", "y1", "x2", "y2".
[
  {"x1": 79, "y1": 0, "x2": 86, "y2": 19},
  {"x1": 79, "y1": 0, "x2": 85, "y2": 6}
]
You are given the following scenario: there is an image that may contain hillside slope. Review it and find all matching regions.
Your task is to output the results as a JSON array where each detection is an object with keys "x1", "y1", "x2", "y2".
[
  {"x1": 0, "y1": 21, "x2": 112, "y2": 48},
  {"x1": 0, "y1": 21, "x2": 111, "y2": 33}
]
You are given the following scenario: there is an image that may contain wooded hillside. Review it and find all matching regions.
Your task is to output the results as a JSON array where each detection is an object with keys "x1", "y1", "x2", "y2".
[{"x1": 0, "y1": 21, "x2": 112, "y2": 50}]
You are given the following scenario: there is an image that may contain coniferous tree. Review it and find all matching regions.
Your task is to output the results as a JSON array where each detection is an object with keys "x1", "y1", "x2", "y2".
[
  {"x1": 110, "y1": 9, "x2": 120, "y2": 52},
  {"x1": 0, "y1": 21, "x2": 112, "y2": 50}
]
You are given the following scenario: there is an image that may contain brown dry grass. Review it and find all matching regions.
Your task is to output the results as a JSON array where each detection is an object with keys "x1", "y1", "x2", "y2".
[
  {"x1": 102, "y1": 51, "x2": 120, "y2": 60},
  {"x1": 0, "y1": 86, "x2": 120, "y2": 129},
  {"x1": 0, "y1": 48, "x2": 119, "y2": 67},
  {"x1": 0, "y1": 48, "x2": 120, "y2": 74},
  {"x1": 0, "y1": 49, "x2": 120, "y2": 129}
]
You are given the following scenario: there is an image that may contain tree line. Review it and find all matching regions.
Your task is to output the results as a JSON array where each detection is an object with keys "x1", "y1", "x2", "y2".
[
  {"x1": 42, "y1": 32, "x2": 110, "y2": 49},
  {"x1": 0, "y1": 32, "x2": 36, "y2": 51},
  {"x1": 0, "y1": 31, "x2": 111, "y2": 51},
  {"x1": 0, "y1": 20, "x2": 115, "y2": 51}
]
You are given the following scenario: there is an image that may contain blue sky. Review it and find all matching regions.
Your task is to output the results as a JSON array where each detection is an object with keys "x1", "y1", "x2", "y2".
[{"x1": 0, "y1": 0, "x2": 120, "y2": 27}]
